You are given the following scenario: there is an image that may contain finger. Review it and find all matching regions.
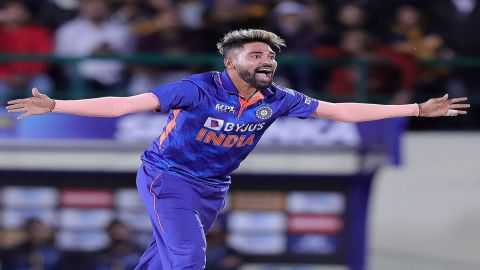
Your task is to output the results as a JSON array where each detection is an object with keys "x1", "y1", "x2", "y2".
[
  {"x1": 433, "y1": 94, "x2": 448, "y2": 102},
  {"x1": 449, "y1": 97, "x2": 468, "y2": 104},
  {"x1": 7, "y1": 108, "x2": 27, "y2": 113},
  {"x1": 6, "y1": 104, "x2": 25, "y2": 110},
  {"x1": 17, "y1": 112, "x2": 31, "y2": 120},
  {"x1": 7, "y1": 99, "x2": 27, "y2": 105},
  {"x1": 449, "y1": 103, "x2": 470, "y2": 109},
  {"x1": 32, "y1": 87, "x2": 42, "y2": 98},
  {"x1": 456, "y1": 110, "x2": 467, "y2": 115},
  {"x1": 444, "y1": 109, "x2": 458, "y2": 116}
]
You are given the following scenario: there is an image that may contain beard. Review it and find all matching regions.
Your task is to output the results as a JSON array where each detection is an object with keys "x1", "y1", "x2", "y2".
[{"x1": 236, "y1": 65, "x2": 274, "y2": 89}]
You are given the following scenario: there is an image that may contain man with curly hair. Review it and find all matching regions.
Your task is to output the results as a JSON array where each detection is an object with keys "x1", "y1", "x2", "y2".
[{"x1": 6, "y1": 29, "x2": 469, "y2": 270}]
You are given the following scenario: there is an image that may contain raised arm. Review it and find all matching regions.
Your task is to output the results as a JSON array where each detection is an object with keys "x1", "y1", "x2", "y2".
[
  {"x1": 313, "y1": 94, "x2": 469, "y2": 122},
  {"x1": 6, "y1": 88, "x2": 160, "y2": 120}
]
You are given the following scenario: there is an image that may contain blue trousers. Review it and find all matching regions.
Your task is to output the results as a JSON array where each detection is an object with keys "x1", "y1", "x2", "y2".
[{"x1": 134, "y1": 164, "x2": 228, "y2": 270}]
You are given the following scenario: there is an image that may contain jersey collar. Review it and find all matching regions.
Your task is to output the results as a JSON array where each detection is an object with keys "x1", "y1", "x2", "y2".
[{"x1": 215, "y1": 70, "x2": 275, "y2": 98}]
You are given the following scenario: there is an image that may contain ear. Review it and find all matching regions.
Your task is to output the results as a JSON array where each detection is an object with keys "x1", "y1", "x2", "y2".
[{"x1": 224, "y1": 57, "x2": 234, "y2": 69}]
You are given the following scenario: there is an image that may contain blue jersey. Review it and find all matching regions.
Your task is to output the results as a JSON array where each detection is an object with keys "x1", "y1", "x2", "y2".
[{"x1": 141, "y1": 70, "x2": 319, "y2": 187}]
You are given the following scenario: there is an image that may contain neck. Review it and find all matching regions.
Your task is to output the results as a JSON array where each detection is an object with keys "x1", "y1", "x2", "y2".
[{"x1": 226, "y1": 69, "x2": 258, "y2": 99}]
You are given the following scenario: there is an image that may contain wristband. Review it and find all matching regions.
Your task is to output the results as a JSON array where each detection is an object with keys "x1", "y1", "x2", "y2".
[{"x1": 50, "y1": 99, "x2": 56, "y2": 112}]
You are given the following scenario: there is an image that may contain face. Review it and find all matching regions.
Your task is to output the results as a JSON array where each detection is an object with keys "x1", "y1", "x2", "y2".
[
  {"x1": 338, "y1": 4, "x2": 365, "y2": 28},
  {"x1": 26, "y1": 220, "x2": 50, "y2": 245},
  {"x1": 397, "y1": 6, "x2": 419, "y2": 27},
  {"x1": 228, "y1": 42, "x2": 277, "y2": 89},
  {"x1": 4, "y1": 2, "x2": 30, "y2": 26},
  {"x1": 148, "y1": 0, "x2": 173, "y2": 11},
  {"x1": 109, "y1": 222, "x2": 131, "y2": 242},
  {"x1": 278, "y1": 13, "x2": 303, "y2": 35},
  {"x1": 341, "y1": 30, "x2": 369, "y2": 54},
  {"x1": 80, "y1": 0, "x2": 110, "y2": 22}
]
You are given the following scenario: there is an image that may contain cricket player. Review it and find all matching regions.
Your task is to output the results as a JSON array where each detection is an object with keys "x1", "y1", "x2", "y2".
[{"x1": 6, "y1": 29, "x2": 469, "y2": 270}]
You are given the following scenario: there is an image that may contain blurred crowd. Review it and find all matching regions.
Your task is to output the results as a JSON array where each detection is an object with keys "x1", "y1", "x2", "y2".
[
  {"x1": 1, "y1": 218, "x2": 142, "y2": 270},
  {"x1": 0, "y1": 0, "x2": 479, "y2": 127},
  {"x1": 0, "y1": 217, "x2": 241, "y2": 270}
]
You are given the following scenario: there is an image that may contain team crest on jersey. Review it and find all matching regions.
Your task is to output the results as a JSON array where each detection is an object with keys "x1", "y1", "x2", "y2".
[{"x1": 255, "y1": 105, "x2": 273, "y2": 120}]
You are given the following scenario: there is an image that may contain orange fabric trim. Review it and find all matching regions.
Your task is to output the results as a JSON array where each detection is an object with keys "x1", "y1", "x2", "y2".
[
  {"x1": 159, "y1": 109, "x2": 180, "y2": 146},
  {"x1": 237, "y1": 91, "x2": 265, "y2": 118},
  {"x1": 150, "y1": 173, "x2": 165, "y2": 233}
]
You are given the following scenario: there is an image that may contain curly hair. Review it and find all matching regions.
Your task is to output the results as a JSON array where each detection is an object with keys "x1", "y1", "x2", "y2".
[{"x1": 216, "y1": 29, "x2": 286, "y2": 56}]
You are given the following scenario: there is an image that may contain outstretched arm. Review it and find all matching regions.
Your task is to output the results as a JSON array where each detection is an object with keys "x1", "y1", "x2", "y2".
[
  {"x1": 313, "y1": 94, "x2": 469, "y2": 122},
  {"x1": 6, "y1": 88, "x2": 160, "y2": 120}
]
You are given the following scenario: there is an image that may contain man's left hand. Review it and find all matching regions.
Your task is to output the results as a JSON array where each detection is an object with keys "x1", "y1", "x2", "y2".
[{"x1": 419, "y1": 94, "x2": 470, "y2": 117}]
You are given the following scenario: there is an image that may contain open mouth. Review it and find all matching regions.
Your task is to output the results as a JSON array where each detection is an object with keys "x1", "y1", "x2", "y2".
[{"x1": 255, "y1": 66, "x2": 273, "y2": 81}]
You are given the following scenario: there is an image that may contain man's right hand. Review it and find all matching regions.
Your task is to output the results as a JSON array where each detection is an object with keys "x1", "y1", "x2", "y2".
[{"x1": 5, "y1": 88, "x2": 55, "y2": 120}]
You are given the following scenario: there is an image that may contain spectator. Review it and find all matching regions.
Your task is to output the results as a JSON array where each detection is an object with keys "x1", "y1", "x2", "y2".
[
  {"x1": 422, "y1": 0, "x2": 480, "y2": 98},
  {"x1": 313, "y1": 29, "x2": 418, "y2": 104},
  {"x1": 270, "y1": 1, "x2": 314, "y2": 53},
  {"x1": 334, "y1": 2, "x2": 369, "y2": 34},
  {"x1": 93, "y1": 219, "x2": 142, "y2": 270},
  {"x1": 128, "y1": 7, "x2": 192, "y2": 94},
  {"x1": 362, "y1": 0, "x2": 407, "y2": 37},
  {"x1": 55, "y1": 0, "x2": 134, "y2": 94},
  {"x1": 388, "y1": 5, "x2": 449, "y2": 99},
  {"x1": 268, "y1": 1, "x2": 317, "y2": 92},
  {"x1": 110, "y1": 0, "x2": 145, "y2": 25},
  {"x1": 3, "y1": 218, "x2": 62, "y2": 270},
  {"x1": 304, "y1": 0, "x2": 336, "y2": 94},
  {"x1": 0, "y1": 1, "x2": 54, "y2": 101},
  {"x1": 424, "y1": 0, "x2": 480, "y2": 57},
  {"x1": 147, "y1": 0, "x2": 174, "y2": 12},
  {"x1": 128, "y1": 0, "x2": 176, "y2": 36},
  {"x1": 305, "y1": 0, "x2": 335, "y2": 46},
  {"x1": 177, "y1": 0, "x2": 206, "y2": 30},
  {"x1": 206, "y1": 220, "x2": 243, "y2": 270},
  {"x1": 241, "y1": 0, "x2": 270, "y2": 29},
  {"x1": 35, "y1": 0, "x2": 79, "y2": 30},
  {"x1": 205, "y1": 0, "x2": 245, "y2": 35},
  {"x1": 389, "y1": 5, "x2": 445, "y2": 60}
]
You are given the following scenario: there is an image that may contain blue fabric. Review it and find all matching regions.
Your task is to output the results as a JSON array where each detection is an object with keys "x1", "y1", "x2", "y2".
[
  {"x1": 142, "y1": 70, "x2": 319, "y2": 187},
  {"x1": 135, "y1": 163, "x2": 228, "y2": 270},
  {"x1": 151, "y1": 80, "x2": 203, "y2": 113}
]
